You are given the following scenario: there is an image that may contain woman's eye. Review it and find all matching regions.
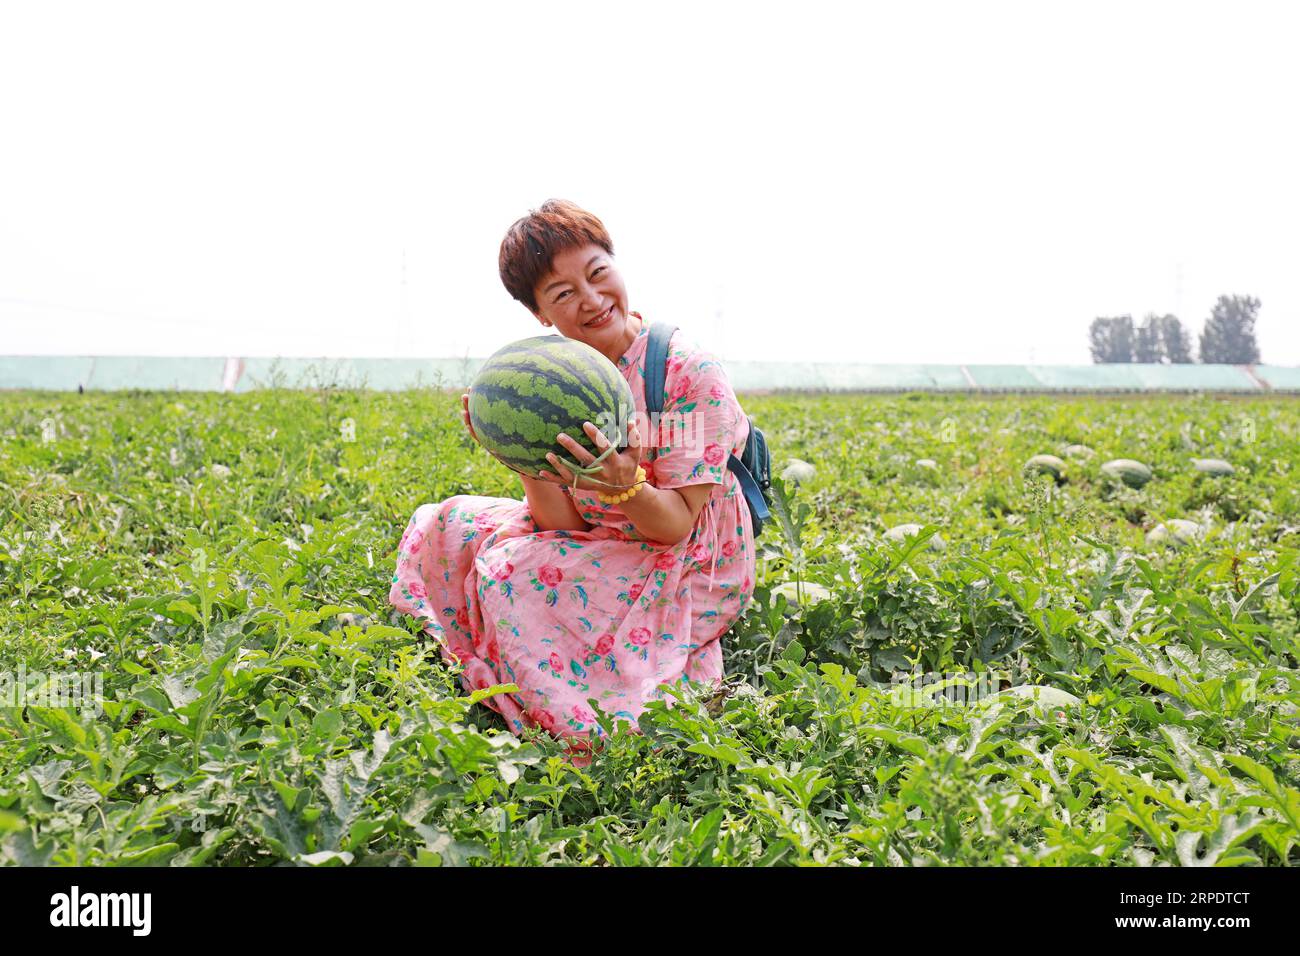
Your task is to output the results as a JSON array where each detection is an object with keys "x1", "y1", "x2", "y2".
[{"x1": 592, "y1": 267, "x2": 605, "y2": 277}]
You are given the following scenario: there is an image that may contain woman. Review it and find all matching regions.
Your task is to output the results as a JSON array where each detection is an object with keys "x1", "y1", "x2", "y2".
[{"x1": 389, "y1": 199, "x2": 756, "y2": 752}]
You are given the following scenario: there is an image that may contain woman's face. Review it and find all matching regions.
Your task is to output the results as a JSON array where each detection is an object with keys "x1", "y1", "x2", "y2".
[{"x1": 531, "y1": 243, "x2": 636, "y2": 362}]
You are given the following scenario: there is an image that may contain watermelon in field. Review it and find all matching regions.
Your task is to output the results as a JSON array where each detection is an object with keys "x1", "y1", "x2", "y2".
[
  {"x1": 1192, "y1": 458, "x2": 1236, "y2": 477},
  {"x1": 910, "y1": 458, "x2": 940, "y2": 485},
  {"x1": 985, "y1": 684, "x2": 1081, "y2": 722},
  {"x1": 1146, "y1": 519, "x2": 1203, "y2": 548},
  {"x1": 468, "y1": 336, "x2": 635, "y2": 478},
  {"x1": 1101, "y1": 458, "x2": 1153, "y2": 489},
  {"x1": 885, "y1": 523, "x2": 946, "y2": 551},
  {"x1": 771, "y1": 581, "x2": 832, "y2": 606},
  {"x1": 1024, "y1": 454, "x2": 1066, "y2": 482},
  {"x1": 781, "y1": 459, "x2": 817, "y2": 484}
]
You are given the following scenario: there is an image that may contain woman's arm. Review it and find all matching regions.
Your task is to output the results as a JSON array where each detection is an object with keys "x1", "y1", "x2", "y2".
[
  {"x1": 520, "y1": 474, "x2": 592, "y2": 532},
  {"x1": 538, "y1": 422, "x2": 709, "y2": 545},
  {"x1": 619, "y1": 481, "x2": 712, "y2": 546},
  {"x1": 536, "y1": 420, "x2": 714, "y2": 545}
]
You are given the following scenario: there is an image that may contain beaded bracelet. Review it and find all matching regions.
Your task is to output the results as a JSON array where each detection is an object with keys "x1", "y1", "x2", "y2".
[{"x1": 597, "y1": 466, "x2": 647, "y2": 505}]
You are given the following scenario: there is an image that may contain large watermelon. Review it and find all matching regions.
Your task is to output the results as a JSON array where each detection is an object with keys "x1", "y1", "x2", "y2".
[{"x1": 468, "y1": 335, "x2": 635, "y2": 478}]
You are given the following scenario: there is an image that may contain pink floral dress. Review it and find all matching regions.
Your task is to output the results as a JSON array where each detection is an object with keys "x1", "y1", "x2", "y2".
[{"x1": 389, "y1": 315, "x2": 756, "y2": 747}]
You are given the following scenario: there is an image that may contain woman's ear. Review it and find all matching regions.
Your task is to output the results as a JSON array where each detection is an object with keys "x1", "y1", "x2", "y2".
[{"x1": 532, "y1": 310, "x2": 553, "y2": 329}]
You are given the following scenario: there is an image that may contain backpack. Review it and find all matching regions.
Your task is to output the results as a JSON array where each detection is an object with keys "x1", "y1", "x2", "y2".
[{"x1": 644, "y1": 323, "x2": 772, "y2": 536}]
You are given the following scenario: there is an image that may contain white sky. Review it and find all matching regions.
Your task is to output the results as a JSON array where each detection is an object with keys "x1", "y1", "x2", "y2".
[{"x1": 1, "y1": 0, "x2": 1297, "y2": 365}]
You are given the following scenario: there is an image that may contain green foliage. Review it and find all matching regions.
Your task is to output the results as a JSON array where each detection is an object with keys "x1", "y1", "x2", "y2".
[
  {"x1": 0, "y1": 389, "x2": 1297, "y2": 866},
  {"x1": 1200, "y1": 294, "x2": 1262, "y2": 365},
  {"x1": 1090, "y1": 315, "x2": 1136, "y2": 364}
]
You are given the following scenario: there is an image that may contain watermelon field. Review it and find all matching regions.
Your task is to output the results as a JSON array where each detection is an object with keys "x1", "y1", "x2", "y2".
[{"x1": 1, "y1": 388, "x2": 1298, "y2": 867}]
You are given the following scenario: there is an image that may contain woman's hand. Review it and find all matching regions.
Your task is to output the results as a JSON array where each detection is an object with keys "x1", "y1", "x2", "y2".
[
  {"x1": 461, "y1": 391, "x2": 480, "y2": 447},
  {"x1": 537, "y1": 420, "x2": 643, "y2": 493}
]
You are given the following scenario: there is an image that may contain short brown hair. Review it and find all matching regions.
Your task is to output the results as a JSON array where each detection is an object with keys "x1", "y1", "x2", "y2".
[{"x1": 498, "y1": 199, "x2": 615, "y2": 314}]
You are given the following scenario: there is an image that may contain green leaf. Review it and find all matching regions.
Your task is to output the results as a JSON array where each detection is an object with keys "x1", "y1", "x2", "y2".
[
  {"x1": 859, "y1": 724, "x2": 930, "y2": 757},
  {"x1": 310, "y1": 709, "x2": 345, "y2": 741},
  {"x1": 1174, "y1": 813, "x2": 1263, "y2": 867},
  {"x1": 120, "y1": 842, "x2": 180, "y2": 866},
  {"x1": 467, "y1": 682, "x2": 519, "y2": 705},
  {"x1": 345, "y1": 817, "x2": 389, "y2": 852},
  {"x1": 166, "y1": 599, "x2": 201, "y2": 623},
  {"x1": 1224, "y1": 753, "x2": 1278, "y2": 794},
  {"x1": 687, "y1": 740, "x2": 750, "y2": 768},
  {"x1": 295, "y1": 850, "x2": 355, "y2": 866},
  {"x1": 152, "y1": 759, "x2": 191, "y2": 789},
  {"x1": 27, "y1": 707, "x2": 88, "y2": 747},
  {"x1": 161, "y1": 675, "x2": 201, "y2": 711},
  {"x1": 1, "y1": 830, "x2": 55, "y2": 866}
]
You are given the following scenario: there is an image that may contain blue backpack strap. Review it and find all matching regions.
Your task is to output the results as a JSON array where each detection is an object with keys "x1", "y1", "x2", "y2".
[
  {"x1": 728, "y1": 454, "x2": 771, "y2": 530},
  {"x1": 646, "y1": 321, "x2": 768, "y2": 533},
  {"x1": 644, "y1": 323, "x2": 678, "y2": 413}
]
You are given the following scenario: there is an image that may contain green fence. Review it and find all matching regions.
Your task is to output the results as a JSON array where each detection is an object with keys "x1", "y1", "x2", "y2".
[{"x1": 1, "y1": 356, "x2": 1297, "y2": 393}]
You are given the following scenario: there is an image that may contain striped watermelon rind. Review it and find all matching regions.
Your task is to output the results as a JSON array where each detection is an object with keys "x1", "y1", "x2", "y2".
[
  {"x1": 1100, "y1": 458, "x2": 1153, "y2": 489},
  {"x1": 1024, "y1": 454, "x2": 1066, "y2": 481},
  {"x1": 468, "y1": 335, "x2": 635, "y2": 478}
]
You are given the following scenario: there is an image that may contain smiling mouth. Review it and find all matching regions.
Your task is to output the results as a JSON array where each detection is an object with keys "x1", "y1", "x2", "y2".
[{"x1": 586, "y1": 305, "x2": 614, "y2": 327}]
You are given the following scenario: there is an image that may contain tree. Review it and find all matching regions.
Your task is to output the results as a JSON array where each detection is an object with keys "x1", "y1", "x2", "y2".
[
  {"x1": 1089, "y1": 315, "x2": 1136, "y2": 363},
  {"x1": 1134, "y1": 316, "x2": 1161, "y2": 363},
  {"x1": 1152, "y1": 314, "x2": 1194, "y2": 363},
  {"x1": 1199, "y1": 294, "x2": 1261, "y2": 364}
]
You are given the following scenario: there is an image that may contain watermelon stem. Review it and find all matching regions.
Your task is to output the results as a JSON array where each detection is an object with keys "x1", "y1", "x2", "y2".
[{"x1": 557, "y1": 444, "x2": 645, "y2": 493}]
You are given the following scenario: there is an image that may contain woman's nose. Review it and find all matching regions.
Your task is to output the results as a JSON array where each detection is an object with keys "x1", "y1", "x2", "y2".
[{"x1": 582, "y1": 287, "x2": 604, "y2": 310}]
